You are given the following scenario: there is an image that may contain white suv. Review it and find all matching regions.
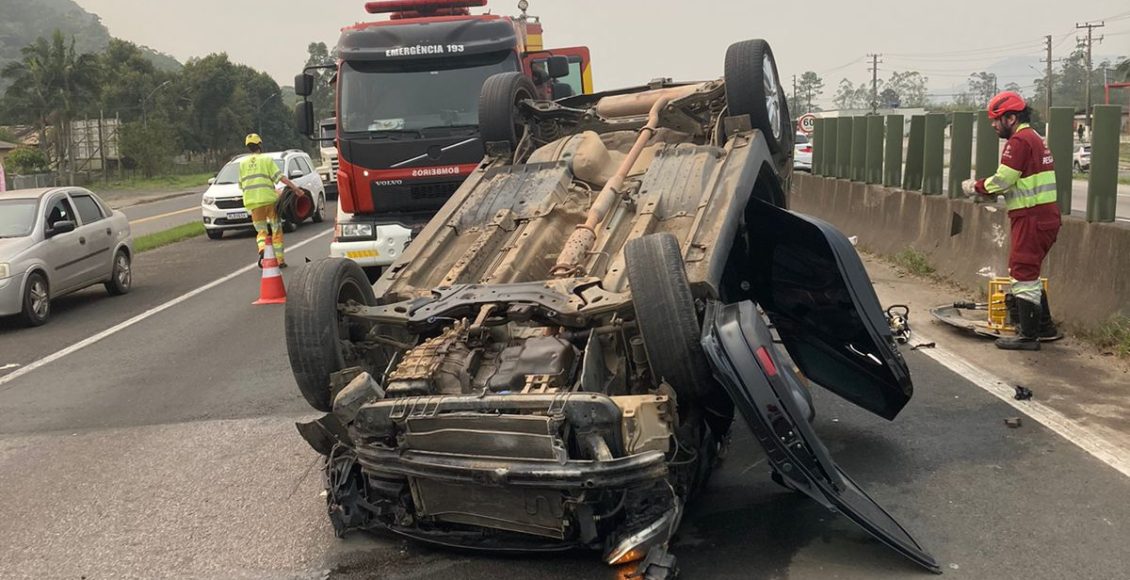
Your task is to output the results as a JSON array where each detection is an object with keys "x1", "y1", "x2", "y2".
[{"x1": 201, "y1": 149, "x2": 327, "y2": 239}]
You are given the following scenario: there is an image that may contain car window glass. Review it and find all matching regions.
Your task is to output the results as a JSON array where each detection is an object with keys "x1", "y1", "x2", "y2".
[
  {"x1": 45, "y1": 197, "x2": 76, "y2": 229},
  {"x1": 0, "y1": 199, "x2": 39, "y2": 238},
  {"x1": 795, "y1": 133, "x2": 810, "y2": 144},
  {"x1": 215, "y1": 162, "x2": 241, "y2": 184},
  {"x1": 273, "y1": 159, "x2": 286, "y2": 173},
  {"x1": 298, "y1": 157, "x2": 313, "y2": 174},
  {"x1": 71, "y1": 194, "x2": 106, "y2": 224}
]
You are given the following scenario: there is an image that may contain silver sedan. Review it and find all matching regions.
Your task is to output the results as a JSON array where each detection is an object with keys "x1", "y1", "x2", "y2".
[{"x1": 0, "y1": 187, "x2": 134, "y2": 326}]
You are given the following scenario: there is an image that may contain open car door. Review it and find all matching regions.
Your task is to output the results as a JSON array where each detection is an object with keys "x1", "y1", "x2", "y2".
[
  {"x1": 702, "y1": 301, "x2": 941, "y2": 574},
  {"x1": 745, "y1": 200, "x2": 913, "y2": 420}
]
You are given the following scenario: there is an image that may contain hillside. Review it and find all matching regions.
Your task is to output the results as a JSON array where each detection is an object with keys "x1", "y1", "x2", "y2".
[{"x1": 0, "y1": 0, "x2": 180, "y2": 89}]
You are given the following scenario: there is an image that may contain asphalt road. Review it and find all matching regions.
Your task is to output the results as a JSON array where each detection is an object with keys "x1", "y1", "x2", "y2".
[
  {"x1": 117, "y1": 192, "x2": 205, "y2": 238},
  {"x1": 1, "y1": 204, "x2": 1129, "y2": 578}
]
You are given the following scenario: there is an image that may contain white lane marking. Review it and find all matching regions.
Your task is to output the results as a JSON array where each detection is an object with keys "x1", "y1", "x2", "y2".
[
  {"x1": 0, "y1": 229, "x2": 333, "y2": 390},
  {"x1": 129, "y1": 206, "x2": 198, "y2": 225},
  {"x1": 913, "y1": 328, "x2": 1130, "y2": 480},
  {"x1": 0, "y1": 364, "x2": 20, "y2": 372}
]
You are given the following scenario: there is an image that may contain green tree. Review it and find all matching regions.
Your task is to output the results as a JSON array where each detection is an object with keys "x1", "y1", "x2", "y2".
[
  {"x1": 885, "y1": 71, "x2": 929, "y2": 108},
  {"x1": 304, "y1": 42, "x2": 335, "y2": 122},
  {"x1": 118, "y1": 120, "x2": 178, "y2": 178},
  {"x1": 834, "y1": 78, "x2": 868, "y2": 110},
  {"x1": 967, "y1": 72, "x2": 998, "y2": 107},
  {"x1": 4, "y1": 146, "x2": 50, "y2": 174},
  {"x1": 1, "y1": 30, "x2": 101, "y2": 182}
]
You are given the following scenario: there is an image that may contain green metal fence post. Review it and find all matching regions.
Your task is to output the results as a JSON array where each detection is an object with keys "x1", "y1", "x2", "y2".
[
  {"x1": 922, "y1": 113, "x2": 946, "y2": 195},
  {"x1": 866, "y1": 115, "x2": 884, "y2": 184},
  {"x1": 1048, "y1": 107, "x2": 1074, "y2": 215},
  {"x1": 903, "y1": 115, "x2": 925, "y2": 191},
  {"x1": 948, "y1": 112, "x2": 974, "y2": 198},
  {"x1": 837, "y1": 117, "x2": 853, "y2": 179},
  {"x1": 818, "y1": 116, "x2": 827, "y2": 172},
  {"x1": 824, "y1": 119, "x2": 838, "y2": 178},
  {"x1": 851, "y1": 116, "x2": 868, "y2": 181},
  {"x1": 884, "y1": 114, "x2": 904, "y2": 187},
  {"x1": 1087, "y1": 105, "x2": 1120, "y2": 223},
  {"x1": 975, "y1": 111, "x2": 998, "y2": 179}
]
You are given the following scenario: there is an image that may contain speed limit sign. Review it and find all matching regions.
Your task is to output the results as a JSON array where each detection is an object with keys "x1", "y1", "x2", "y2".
[{"x1": 797, "y1": 113, "x2": 817, "y2": 134}]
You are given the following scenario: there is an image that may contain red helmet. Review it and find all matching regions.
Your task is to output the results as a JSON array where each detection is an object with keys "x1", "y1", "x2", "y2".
[{"x1": 987, "y1": 91, "x2": 1026, "y2": 120}]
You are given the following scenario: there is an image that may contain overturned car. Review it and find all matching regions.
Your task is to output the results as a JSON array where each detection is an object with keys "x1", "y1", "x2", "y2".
[{"x1": 286, "y1": 39, "x2": 940, "y2": 577}]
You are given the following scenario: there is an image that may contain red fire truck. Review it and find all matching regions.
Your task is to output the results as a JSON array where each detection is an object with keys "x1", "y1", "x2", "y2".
[{"x1": 294, "y1": 0, "x2": 592, "y2": 280}]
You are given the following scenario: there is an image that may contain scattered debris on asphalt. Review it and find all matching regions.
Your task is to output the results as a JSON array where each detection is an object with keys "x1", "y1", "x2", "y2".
[
  {"x1": 911, "y1": 342, "x2": 936, "y2": 351},
  {"x1": 1004, "y1": 417, "x2": 1023, "y2": 428},
  {"x1": 1013, "y1": 385, "x2": 1034, "y2": 401}
]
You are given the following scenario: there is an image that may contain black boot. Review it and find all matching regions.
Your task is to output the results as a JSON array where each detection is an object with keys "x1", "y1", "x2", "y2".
[
  {"x1": 1038, "y1": 293, "x2": 1060, "y2": 340},
  {"x1": 995, "y1": 298, "x2": 1040, "y2": 351}
]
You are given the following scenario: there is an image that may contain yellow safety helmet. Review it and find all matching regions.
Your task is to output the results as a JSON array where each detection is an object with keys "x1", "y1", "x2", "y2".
[{"x1": 245, "y1": 133, "x2": 263, "y2": 146}]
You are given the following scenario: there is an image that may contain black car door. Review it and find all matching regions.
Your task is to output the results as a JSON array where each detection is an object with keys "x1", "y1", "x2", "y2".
[{"x1": 745, "y1": 200, "x2": 912, "y2": 420}]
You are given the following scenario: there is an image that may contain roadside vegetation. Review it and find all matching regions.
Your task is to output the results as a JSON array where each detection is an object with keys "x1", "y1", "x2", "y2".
[
  {"x1": 1081, "y1": 315, "x2": 1130, "y2": 359},
  {"x1": 892, "y1": 247, "x2": 936, "y2": 277},
  {"x1": 93, "y1": 172, "x2": 213, "y2": 194},
  {"x1": 134, "y1": 222, "x2": 205, "y2": 253}
]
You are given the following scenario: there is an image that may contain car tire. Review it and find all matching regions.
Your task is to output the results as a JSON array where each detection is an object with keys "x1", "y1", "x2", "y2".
[
  {"x1": 283, "y1": 219, "x2": 297, "y2": 234},
  {"x1": 206, "y1": 228, "x2": 223, "y2": 240},
  {"x1": 625, "y1": 233, "x2": 714, "y2": 404},
  {"x1": 478, "y1": 72, "x2": 537, "y2": 150},
  {"x1": 312, "y1": 193, "x2": 326, "y2": 223},
  {"x1": 724, "y1": 39, "x2": 791, "y2": 155},
  {"x1": 20, "y1": 271, "x2": 50, "y2": 327},
  {"x1": 104, "y1": 249, "x2": 132, "y2": 296},
  {"x1": 1073, "y1": 161, "x2": 1082, "y2": 173},
  {"x1": 285, "y1": 258, "x2": 377, "y2": 412}
]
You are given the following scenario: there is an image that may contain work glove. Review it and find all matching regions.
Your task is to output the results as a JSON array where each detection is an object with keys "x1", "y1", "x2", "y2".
[{"x1": 961, "y1": 178, "x2": 978, "y2": 196}]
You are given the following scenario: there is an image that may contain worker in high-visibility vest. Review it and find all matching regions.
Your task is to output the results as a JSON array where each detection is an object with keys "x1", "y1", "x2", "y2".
[
  {"x1": 962, "y1": 91, "x2": 1060, "y2": 350},
  {"x1": 239, "y1": 133, "x2": 303, "y2": 267}
]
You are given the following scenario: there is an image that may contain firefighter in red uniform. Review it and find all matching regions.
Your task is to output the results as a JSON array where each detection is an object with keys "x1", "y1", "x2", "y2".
[{"x1": 962, "y1": 91, "x2": 1060, "y2": 350}]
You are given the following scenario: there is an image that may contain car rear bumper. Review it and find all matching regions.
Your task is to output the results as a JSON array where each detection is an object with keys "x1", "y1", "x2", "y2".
[{"x1": 329, "y1": 223, "x2": 412, "y2": 267}]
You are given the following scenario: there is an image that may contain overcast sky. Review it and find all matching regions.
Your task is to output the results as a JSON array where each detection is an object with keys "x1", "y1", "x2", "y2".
[{"x1": 75, "y1": 0, "x2": 1129, "y2": 106}]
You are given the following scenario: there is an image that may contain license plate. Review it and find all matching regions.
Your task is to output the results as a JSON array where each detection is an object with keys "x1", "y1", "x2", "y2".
[{"x1": 228, "y1": 211, "x2": 249, "y2": 220}]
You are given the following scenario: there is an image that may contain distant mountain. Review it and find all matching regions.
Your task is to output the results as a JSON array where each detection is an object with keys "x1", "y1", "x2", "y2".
[{"x1": 0, "y1": 0, "x2": 180, "y2": 89}]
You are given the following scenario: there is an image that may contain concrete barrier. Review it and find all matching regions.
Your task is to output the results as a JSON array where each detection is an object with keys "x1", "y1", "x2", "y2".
[{"x1": 793, "y1": 173, "x2": 1130, "y2": 329}]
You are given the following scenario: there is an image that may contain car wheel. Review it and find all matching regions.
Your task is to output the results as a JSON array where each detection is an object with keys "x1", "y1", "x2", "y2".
[
  {"x1": 1073, "y1": 161, "x2": 1082, "y2": 173},
  {"x1": 206, "y1": 228, "x2": 224, "y2": 240},
  {"x1": 625, "y1": 233, "x2": 714, "y2": 405},
  {"x1": 20, "y1": 272, "x2": 50, "y2": 327},
  {"x1": 104, "y1": 250, "x2": 132, "y2": 296},
  {"x1": 478, "y1": 72, "x2": 537, "y2": 150},
  {"x1": 285, "y1": 258, "x2": 378, "y2": 412},
  {"x1": 724, "y1": 39, "x2": 791, "y2": 155},
  {"x1": 312, "y1": 193, "x2": 326, "y2": 223},
  {"x1": 283, "y1": 219, "x2": 297, "y2": 233}
]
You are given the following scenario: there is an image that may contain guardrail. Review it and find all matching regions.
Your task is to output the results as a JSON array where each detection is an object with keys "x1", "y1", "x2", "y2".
[{"x1": 811, "y1": 105, "x2": 1124, "y2": 222}]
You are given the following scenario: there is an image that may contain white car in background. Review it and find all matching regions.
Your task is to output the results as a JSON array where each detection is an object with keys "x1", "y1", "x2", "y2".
[
  {"x1": 1073, "y1": 144, "x2": 1091, "y2": 173},
  {"x1": 201, "y1": 149, "x2": 326, "y2": 240},
  {"x1": 793, "y1": 132, "x2": 812, "y2": 171}
]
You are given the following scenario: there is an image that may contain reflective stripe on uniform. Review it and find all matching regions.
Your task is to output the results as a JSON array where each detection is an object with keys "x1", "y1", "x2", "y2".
[
  {"x1": 1010, "y1": 278, "x2": 1043, "y2": 304},
  {"x1": 239, "y1": 155, "x2": 281, "y2": 209}
]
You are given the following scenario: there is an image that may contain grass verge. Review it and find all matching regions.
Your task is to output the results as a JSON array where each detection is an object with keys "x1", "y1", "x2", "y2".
[
  {"x1": 1081, "y1": 315, "x2": 1130, "y2": 358},
  {"x1": 892, "y1": 247, "x2": 936, "y2": 277},
  {"x1": 95, "y1": 172, "x2": 214, "y2": 193},
  {"x1": 134, "y1": 222, "x2": 206, "y2": 253}
]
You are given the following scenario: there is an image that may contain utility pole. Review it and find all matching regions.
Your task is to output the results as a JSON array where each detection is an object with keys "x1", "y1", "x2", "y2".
[
  {"x1": 867, "y1": 53, "x2": 882, "y2": 114},
  {"x1": 792, "y1": 74, "x2": 798, "y2": 115},
  {"x1": 1076, "y1": 20, "x2": 1104, "y2": 132},
  {"x1": 1042, "y1": 34, "x2": 1054, "y2": 121}
]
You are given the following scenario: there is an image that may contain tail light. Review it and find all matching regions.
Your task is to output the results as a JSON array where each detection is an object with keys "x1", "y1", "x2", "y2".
[{"x1": 801, "y1": 146, "x2": 813, "y2": 153}]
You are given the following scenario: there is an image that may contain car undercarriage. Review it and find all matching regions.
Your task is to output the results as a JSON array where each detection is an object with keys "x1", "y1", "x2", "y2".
[{"x1": 285, "y1": 38, "x2": 941, "y2": 578}]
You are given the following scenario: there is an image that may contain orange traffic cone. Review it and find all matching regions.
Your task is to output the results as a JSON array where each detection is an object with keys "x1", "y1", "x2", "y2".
[{"x1": 254, "y1": 229, "x2": 286, "y2": 305}]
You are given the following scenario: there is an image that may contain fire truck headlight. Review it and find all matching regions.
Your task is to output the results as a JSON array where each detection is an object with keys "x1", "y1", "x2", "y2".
[{"x1": 341, "y1": 223, "x2": 374, "y2": 238}]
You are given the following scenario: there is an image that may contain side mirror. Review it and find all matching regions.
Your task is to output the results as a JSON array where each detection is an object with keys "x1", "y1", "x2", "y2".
[
  {"x1": 547, "y1": 55, "x2": 570, "y2": 79},
  {"x1": 289, "y1": 169, "x2": 304, "y2": 179},
  {"x1": 48, "y1": 220, "x2": 76, "y2": 237},
  {"x1": 531, "y1": 62, "x2": 549, "y2": 85},
  {"x1": 294, "y1": 73, "x2": 315, "y2": 97},
  {"x1": 208, "y1": 177, "x2": 216, "y2": 185},
  {"x1": 295, "y1": 101, "x2": 315, "y2": 137}
]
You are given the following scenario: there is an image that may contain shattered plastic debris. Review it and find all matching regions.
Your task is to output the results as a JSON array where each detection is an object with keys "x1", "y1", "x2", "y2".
[
  {"x1": 1004, "y1": 417, "x2": 1022, "y2": 428},
  {"x1": 977, "y1": 266, "x2": 996, "y2": 278},
  {"x1": 848, "y1": 235, "x2": 859, "y2": 246},
  {"x1": 1014, "y1": 385, "x2": 1033, "y2": 400}
]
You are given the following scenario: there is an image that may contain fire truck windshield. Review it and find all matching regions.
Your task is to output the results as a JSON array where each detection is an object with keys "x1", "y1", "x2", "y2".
[{"x1": 339, "y1": 50, "x2": 519, "y2": 135}]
